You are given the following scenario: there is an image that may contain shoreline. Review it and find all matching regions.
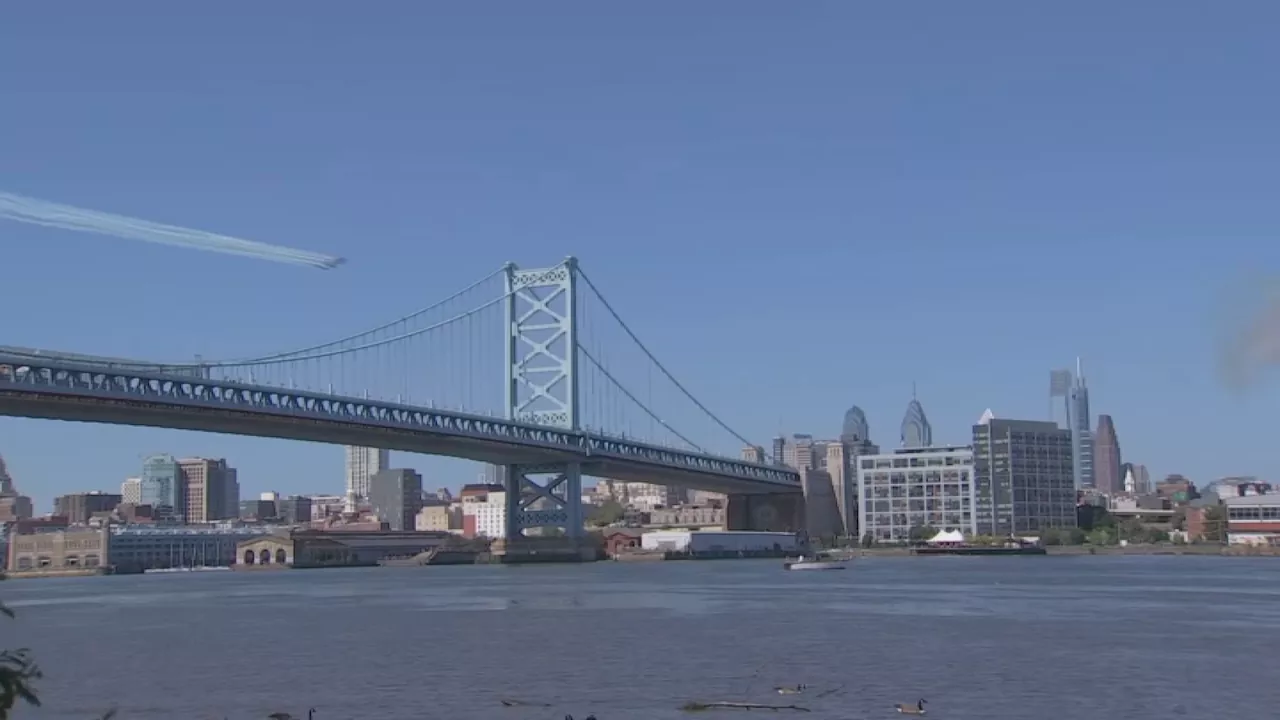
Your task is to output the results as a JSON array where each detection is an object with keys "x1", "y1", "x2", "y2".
[{"x1": 850, "y1": 544, "x2": 1279, "y2": 558}]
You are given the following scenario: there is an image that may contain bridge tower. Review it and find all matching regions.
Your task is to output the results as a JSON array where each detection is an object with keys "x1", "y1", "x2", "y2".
[{"x1": 501, "y1": 257, "x2": 585, "y2": 544}]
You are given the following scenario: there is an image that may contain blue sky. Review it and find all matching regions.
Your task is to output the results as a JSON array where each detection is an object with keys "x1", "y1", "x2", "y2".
[{"x1": 3, "y1": 2, "x2": 1280, "y2": 509}]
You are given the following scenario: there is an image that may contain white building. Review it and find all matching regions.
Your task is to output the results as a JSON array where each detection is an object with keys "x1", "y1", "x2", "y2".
[
  {"x1": 605, "y1": 480, "x2": 687, "y2": 511},
  {"x1": 460, "y1": 484, "x2": 507, "y2": 539},
  {"x1": 856, "y1": 446, "x2": 977, "y2": 543},
  {"x1": 121, "y1": 477, "x2": 142, "y2": 505},
  {"x1": 306, "y1": 494, "x2": 346, "y2": 520},
  {"x1": 344, "y1": 446, "x2": 389, "y2": 500}
]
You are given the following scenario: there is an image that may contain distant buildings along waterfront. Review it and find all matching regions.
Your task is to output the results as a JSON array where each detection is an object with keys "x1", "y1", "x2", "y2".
[
  {"x1": 856, "y1": 445, "x2": 976, "y2": 543},
  {"x1": 899, "y1": 388, "x2": 933, "y2": 449},
  {"x1": 344, "y1": 446, "x2": 389, "y2": 502},
  {"x1": 972, "y1": 413, "x2": 1077, "y2": 535},
  {"x1": 1094, "y1": 414, "x2": 1122, "y2": 495}
]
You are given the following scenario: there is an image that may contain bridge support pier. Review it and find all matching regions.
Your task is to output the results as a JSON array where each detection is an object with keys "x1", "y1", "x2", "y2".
[
  {"x1": 494, "y1": 461, "x2": 594, "y2": 563},
  {"x1": 725, "y1": 492, "x2": 806, "y2": 533}
]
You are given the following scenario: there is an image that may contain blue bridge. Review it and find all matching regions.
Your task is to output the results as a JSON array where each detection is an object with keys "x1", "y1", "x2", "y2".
[{"x1": 0, "y1": 257, "x2": 800, "y2": 540}]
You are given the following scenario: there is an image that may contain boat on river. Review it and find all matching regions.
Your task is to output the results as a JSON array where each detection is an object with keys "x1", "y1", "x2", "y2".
[{"x1": 783, "y1": 553, "x2": 848, "y2": 571}]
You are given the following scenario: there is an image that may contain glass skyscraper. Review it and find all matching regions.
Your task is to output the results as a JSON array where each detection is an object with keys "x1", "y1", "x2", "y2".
[{"x1": 140, "y1": 454, "x2": 183, "y2": 522}]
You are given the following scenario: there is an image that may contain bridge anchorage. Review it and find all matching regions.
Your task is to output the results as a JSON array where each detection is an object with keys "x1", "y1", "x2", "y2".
[{"x1": 0, "y1": 256, "x2": 803, "y2": 559}]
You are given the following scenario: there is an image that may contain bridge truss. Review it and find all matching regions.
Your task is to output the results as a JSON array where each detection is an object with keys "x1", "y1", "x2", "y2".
[{"x1": 1, "y1": 257, "x2": 786, "y2": 539}]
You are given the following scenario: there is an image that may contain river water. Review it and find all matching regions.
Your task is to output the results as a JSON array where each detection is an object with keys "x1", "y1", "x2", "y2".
[{"x1": 3, "y1": 555, "x2": 1276, "y2": 719}]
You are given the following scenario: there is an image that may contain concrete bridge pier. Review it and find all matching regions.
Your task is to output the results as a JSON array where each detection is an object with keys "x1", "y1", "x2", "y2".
[{"x1": 725, "y1": 492, "x2": 806, "y2": 533}]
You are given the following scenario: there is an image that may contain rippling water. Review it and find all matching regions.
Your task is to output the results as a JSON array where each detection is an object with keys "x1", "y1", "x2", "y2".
[{"x1": 4, "y1": 555, "x2": 1276, "y2": 719}]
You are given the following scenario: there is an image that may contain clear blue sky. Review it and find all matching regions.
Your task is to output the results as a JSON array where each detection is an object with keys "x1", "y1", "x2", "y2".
[{"x1": 3, "y1": 2, "x2": 1280, "y2": 510}]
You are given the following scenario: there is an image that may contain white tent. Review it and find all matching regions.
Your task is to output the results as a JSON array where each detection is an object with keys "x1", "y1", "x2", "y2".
[{"x1": 927, "y1": 530, "x2": 965, "y2": 545}]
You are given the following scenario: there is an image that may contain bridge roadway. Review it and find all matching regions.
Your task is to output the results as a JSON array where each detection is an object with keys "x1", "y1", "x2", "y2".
[{"x1": 0, "y1": 354, "x2": 801, "y2": 495}]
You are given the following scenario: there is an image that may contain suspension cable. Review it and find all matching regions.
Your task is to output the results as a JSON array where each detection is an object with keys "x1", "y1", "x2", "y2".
[
  {"x1": 578, "y1": 345, "x2": 704, "y2": 452},
  {"x1": 576, "y1": 267, "x2": 756, "y2": 452}
]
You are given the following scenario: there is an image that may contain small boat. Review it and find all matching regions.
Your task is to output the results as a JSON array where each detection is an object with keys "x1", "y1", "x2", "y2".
[{"x1": 783, "y1": 553, "x2": 847, "y2": 571}]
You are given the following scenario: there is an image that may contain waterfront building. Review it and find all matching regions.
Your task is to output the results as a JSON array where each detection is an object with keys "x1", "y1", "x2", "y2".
[
  {"x1": 369, "y1": 468, "x2": 423, "y2": 532},
  {"x1": 856, "y1": 446, "x2": 976, "y2": 543},
  {"x1": 235, "y1": 529, "x2": 455, "y2": 569},
  {"x1": 53, "y1": 492, "x2": 122, "y2": 525},
  {"x1": 972, "y1": 414, "x2": 1077, "y2": 535},
  {"x1": 344, "y1": 446, "x2": 389, "y2": 501},
  {"x1": 109, "y1": 525, "x2": 274, "y2": 571},
  {"x1": 459, "y1": 483, "x2": 507, "y2": 538},
  {"x1": 1223, "y1": 494, "x2": 1280, "y2": 546},
  {"x1": 7, "y1": 526, "x2": 109, "y2": 573}
]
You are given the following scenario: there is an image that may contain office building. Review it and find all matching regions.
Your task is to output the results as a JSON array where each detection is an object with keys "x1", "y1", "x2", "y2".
[
  {"x1": 972, "y1": 413, "x2": 1077, "y2": 535},
  {"x1": 276, "y1": 495, "x2": 313, "y2": 525},
  {"x1": 120, "y1": 477, "x2": 142, "y2": 505},
  {"x1": 53, "y1": 492, "x2": 123, "y2": 525},
  {"x1": 832, "y1": 406, "x2": 880, "y2": 537},
  {"x1": 1093, "y1": 414, "x2": 1122, "y2": 495},
  {"x1": 178, "y1": 458, "x2": 239, "y2": 523},
  {"x1": 140, "y1": 454, "x2": 184, "y2": 522},
  {"x1": 771, "y1": 436, "x2": 787, "y2": 467},
  {"x1": 368, "y1": 469, "x2": 423, "y2": 532},
  {"x1": 344, "y1": 446, "x2": 390, "y2": 500},
  {"x1": 856, "y1": 446, "x2": 976, "y2": 543},
  {"x1": 741, "y1": 445, "x2": 765, "y2": 463},
  {"x1": 783, "y1": 434, "x2": 817, "y2": 470},
  {"x1": 899, "y1": 388, "x2": 933, "y2": 449}
]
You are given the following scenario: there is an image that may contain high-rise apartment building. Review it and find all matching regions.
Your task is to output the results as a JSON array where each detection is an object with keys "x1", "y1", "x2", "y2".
[
  {"x1": 856, "y1": 446, "x2": 977, "y2": 542},
  {"x1": 771, "y1": 436, "x2": 787, "y2": 467},
  {"x1": 1093, "y1": 415, "x2": 1122, "y2": 495},
  {"x1": 344, "y1": 446, "x2": 390, "y2": 500},
  {"x1": 178, "y1": 458, "x2": 239, "y2": 523},
  {"x1": 140, "y1": 454, "x2": 184, "y2": 522},
  {"x1": 369, "y1": 468, "x2": 423, "y2": 531},
  {"x1": 972, "y1": 414, "x2": 1077, "y2": 535}
]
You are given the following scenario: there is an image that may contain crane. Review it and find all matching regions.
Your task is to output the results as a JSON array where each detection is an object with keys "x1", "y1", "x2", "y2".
[{"x1": 0, "y1": 190, "x2": 344, "y2": 270}]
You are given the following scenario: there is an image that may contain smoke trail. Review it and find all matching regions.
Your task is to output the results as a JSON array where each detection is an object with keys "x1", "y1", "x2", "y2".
[
  {"x1": 0, "y1": 190, "x2": 345, "y2": 270},
  {"x1": 1215, "y1": 274, "x2": 1280, "y2": 392}
]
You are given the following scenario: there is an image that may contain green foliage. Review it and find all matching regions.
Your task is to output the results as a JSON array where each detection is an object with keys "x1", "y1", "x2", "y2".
[
  {"x1": 0, "y1": 585, "x2": 41, "y2": 720},
  {"x1": 586, "y1": 499, "x2": 626, "y2": 527},
  {"x1": 1202, "y1": 505, "x2": 1227, "y2": 543},
  {"x1": 907, "y1": 524, "x2": 938, "y2": 541}
]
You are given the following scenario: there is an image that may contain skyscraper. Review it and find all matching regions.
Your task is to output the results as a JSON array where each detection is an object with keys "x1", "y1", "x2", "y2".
[
  {"x1": 841, "y1": 406, "x2": 871, "y2": 444},
  {"x1": 1068, "y1": 359, "x2": 1094, "y2": 490},
  {"x1": 1093, "y1": 414, "x2": 1122, "y2": 495},
  {"x1": 141, "y1": 454, "x2": 184, "y2": 522},
  {"x1": 344, "y1": 446, "x2": 390, "y2": 500},
  {"x1": 178, "y1": 457, "x2": 238, "y2": 523},
  {"x1": 900, "y1": 387, "x2": 933, "y2": 448}
]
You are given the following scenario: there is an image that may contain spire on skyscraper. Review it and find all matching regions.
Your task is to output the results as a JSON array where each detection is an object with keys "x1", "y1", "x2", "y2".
[{"x1": 900, "y1": 390, "x2": 933, "y2": 448}]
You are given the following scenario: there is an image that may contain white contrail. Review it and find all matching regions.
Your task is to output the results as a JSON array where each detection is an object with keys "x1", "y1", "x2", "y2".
[{"x1": 0, "y1": 190, "x2": 345, "y2": 270}]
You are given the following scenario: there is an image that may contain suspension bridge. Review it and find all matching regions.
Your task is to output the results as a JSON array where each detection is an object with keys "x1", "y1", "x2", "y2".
[{"x1": 0, "y1": 257, "x2": 803, "y2": 543}]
